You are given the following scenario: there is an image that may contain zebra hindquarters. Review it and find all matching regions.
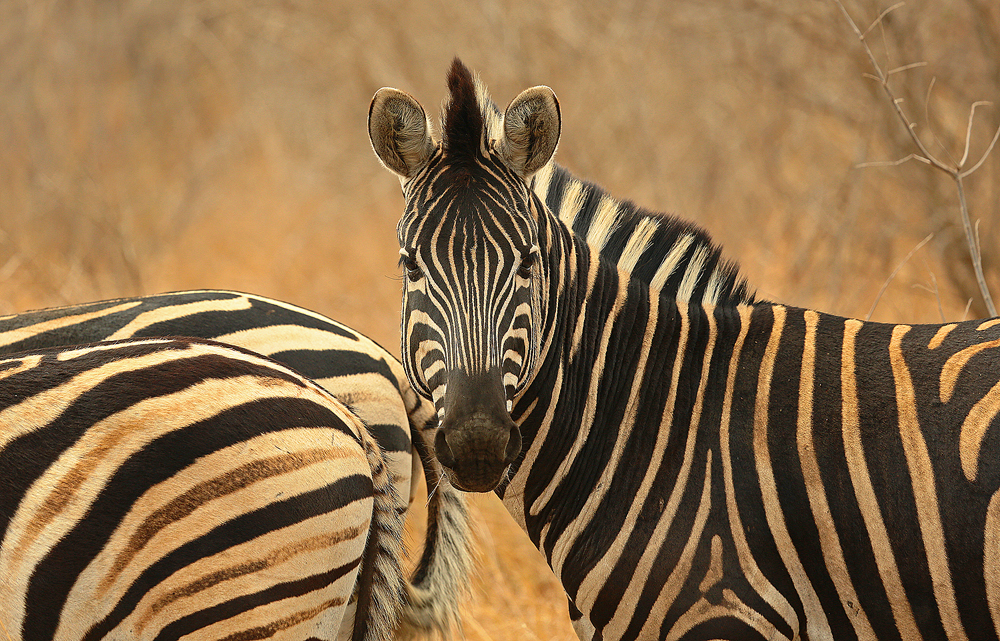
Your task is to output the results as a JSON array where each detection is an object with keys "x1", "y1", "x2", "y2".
[{"x1": 0, "y1": 339, "x2": 380, "y2": 641}]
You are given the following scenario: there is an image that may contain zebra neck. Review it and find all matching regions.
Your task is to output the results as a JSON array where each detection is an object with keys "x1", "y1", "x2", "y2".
[{"x1": 505, "y1": 225, "x2": 744, "y2": 556}]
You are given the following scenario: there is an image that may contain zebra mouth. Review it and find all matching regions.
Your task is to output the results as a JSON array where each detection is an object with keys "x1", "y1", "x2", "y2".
[
  {"x1": 434, "y1": 420, "x2": 521, "y2": 493},
  {"x1": 437, "y1": 460, "x2": 511, "y2": 493}
]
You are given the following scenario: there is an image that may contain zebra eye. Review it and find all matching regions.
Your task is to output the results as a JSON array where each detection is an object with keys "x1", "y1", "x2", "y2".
[
  {"x1": 402, "y1": 256, "x2": 423, "y2": 282},
  {"x1": 517, "y1": 252, "x2": 535, "y2": 279}
]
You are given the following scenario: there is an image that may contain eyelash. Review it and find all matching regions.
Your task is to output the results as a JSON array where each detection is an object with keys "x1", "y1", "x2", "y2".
[
  {"x1": 399, "y1": 255, "x2": 422, "y2": 282},
  {"x1": 517, "y1": 253, "x2": 535, "y2": 278}
]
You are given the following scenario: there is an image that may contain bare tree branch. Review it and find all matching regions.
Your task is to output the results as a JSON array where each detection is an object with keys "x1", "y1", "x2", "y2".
[
  {"x1": 960, "y1": 116, "x2": 1000, "y2": 179},
  {"x1": 835, "y1": 0, "x2": 998, "y2": 317}
]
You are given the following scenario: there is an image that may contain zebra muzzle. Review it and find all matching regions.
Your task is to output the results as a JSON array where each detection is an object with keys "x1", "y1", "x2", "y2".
[{"x1": 436, "y1": 368, "x2": 522, "y2": 492}]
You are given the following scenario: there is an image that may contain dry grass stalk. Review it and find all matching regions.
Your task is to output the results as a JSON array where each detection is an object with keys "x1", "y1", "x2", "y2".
[{"x1": 865, "y1": 232, "x2": 933, "y2": 320}]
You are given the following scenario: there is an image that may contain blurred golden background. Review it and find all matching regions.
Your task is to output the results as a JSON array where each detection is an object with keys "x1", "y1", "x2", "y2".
[{"x1": 2, "y1": 1, "x2": 998, "y2": 638}]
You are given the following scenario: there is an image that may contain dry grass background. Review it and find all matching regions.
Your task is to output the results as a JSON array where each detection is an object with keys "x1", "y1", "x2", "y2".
[{"x1": 2, "y1": 1, "x2": 999, "y2": 638}]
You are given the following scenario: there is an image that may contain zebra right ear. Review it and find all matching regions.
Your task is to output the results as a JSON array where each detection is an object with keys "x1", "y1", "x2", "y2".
[{"x1": 369, "y1": 88, "x2": 436, "y2": 180}]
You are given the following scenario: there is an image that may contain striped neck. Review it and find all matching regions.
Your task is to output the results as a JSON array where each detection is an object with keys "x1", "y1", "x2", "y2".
[
  {"x1": 504, "y1": 194, "x2": 724, "y2": 494},
  {"x1": 503, "y1": 215, "x2": 728, "y2": 566}
]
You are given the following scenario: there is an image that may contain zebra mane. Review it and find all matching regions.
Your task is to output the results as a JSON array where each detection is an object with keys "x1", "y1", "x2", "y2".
[
  {"x1": 442, "y1": 59, "x2": 487, "y2": 171},
  {"x1": 531, "y1": 163, "x2": 756, "y2": 306},
  {"x1": 460, "y1": 62, "x2": 755, "y2": 306}
]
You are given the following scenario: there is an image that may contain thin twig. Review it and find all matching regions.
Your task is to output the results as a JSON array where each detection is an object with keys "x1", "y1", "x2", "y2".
[
  {"x1": 867, "y1": 233, "x2": 934, "y2": 321},
  {"x1": 960, "y1": 117, "x2": 1000, "y2": 179},
  {"x1": 929, "y1": 272, "x2": 947, "y2": 322},
  {"x1": 863, "y1": 2, "x2": 906, "y2": 39},
  {"x1": 855, "y1": 153, "x2": 929, "y2": 169},
  {"x1": 923, "y1": 76, "x2": 960, "y2": 167},
  {"x1": 888, "y1": 61, "x2": 927, "y2": 76}
]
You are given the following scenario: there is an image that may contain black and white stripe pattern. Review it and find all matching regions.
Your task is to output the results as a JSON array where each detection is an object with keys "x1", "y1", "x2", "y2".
[
  {"x1": 0, "y1": 337, "x2": 403, "y2": 641},
  {"x1": 371, "y1": 59, "x2": 1000, "y2": 640},
  {"x1": 0, "y1": 290, "x2": 470, "y2": 638}
]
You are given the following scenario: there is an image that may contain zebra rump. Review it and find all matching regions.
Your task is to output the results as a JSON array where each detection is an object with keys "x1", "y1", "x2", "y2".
[
  {"x1": 0, "y1": 290, "x2": 471, "y2": 638},
  {"x1": 0, "y1": 337, "x2": 408, "y2": 641}
]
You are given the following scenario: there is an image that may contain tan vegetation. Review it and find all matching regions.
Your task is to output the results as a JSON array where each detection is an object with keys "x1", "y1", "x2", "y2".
[{"x1": 2, "y1": 1, "x2": 998, "y2": 638}]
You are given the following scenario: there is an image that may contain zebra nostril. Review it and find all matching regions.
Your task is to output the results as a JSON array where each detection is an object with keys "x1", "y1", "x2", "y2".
[{"x1": 435, "y1": 430, "x2": 457, "y2": 469}]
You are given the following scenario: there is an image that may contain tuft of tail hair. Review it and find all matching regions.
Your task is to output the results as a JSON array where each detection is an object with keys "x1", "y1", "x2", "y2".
[
  {"x1": 354, "y1": 382, "x2": 473, "y2": 640},
  {"x1": 396, "y1": 410, "x2": 473, "y2": 639}
]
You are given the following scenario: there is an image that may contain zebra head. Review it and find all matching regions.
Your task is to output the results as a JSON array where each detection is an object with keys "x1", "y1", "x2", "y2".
[{"x1": 369, "y1": 59, "x2": 560, "y2": 492}]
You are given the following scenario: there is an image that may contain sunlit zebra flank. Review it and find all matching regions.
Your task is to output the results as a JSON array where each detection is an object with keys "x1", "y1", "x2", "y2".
[
  {"x1": 370, "y1": 58, "x2": 1000, "y2": 640},
  {"x1": 0, "y1": 290, "x2": 470, "y2": 638},
  {"x1": 0, "y1": 337, "x2": 406, "y2": 641}
]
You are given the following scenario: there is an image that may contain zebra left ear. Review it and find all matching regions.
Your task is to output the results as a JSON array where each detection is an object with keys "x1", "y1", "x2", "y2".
[{"x1": 498, "y1": 86, "x2": 560, "y2": 178}]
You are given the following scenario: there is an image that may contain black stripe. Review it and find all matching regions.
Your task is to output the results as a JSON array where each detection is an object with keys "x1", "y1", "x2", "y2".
[
  {"x1": 0, "y1": 351, "x2": 308, "y2": 543},
  {"x1": 543, "y1": 166, "x2": 569, "y2": 214},
  {"x1": 272, "y1": 348, "x2": 394, "y2": 390},
  {"x1": 70, "y1": 474, "x2": 373, "y2": 641},
  {"x1": 151, "y1": 558, "x2": 362, "y2": 641},
  {"x1": 568, "y1": 182, "x2": 602, "y2": 239},
  {"x1": 902, "y1": 324, "x2": 1000, "y2": 637},
  {"x1": 728, "y1": 305, "x2": 802, "y2": 632},
  {"x1": 810, "y1": 315, "x2": 895, "y2": 639},
  {"x1": 21, "y1": 397, "x2": 363, "y2": 640},
  {"x1": 559, "y1": 279, "x2": 658, "y2": 597},
  {"x1": 130, "y1": 297, "x2": 359, "y2": 342},
  {"x1": 0, "y1": 292, "x2": 361, "y2": 357},
  {"x1": 0, "y1": 292, "x2": 244, "y2": 355},
  {"x1": 585, "y1": 299, "x2": 686, "y2": 629},
  {"x1": 520, "y1": 251, "x2": 619, "y2": 548},
  {"x1": 766, "y1": 309, "x2": 849, "y2": 634},
  {"x1": 853, "y1": 321, "x2": 950, "y2": 639}
]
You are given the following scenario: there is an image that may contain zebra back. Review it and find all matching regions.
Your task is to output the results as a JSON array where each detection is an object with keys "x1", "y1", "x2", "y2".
[
  {"x1": 0, "y1": 337, "x2": 404, "y2": 641},
  {"x1": 0, "y1": 290, "x2": 470, "y2": 638}
]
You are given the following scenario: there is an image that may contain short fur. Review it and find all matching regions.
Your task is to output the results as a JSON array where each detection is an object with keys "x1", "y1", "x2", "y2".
[{"x1": 0, "y1": 291, "x2": 472, "y2": 640}]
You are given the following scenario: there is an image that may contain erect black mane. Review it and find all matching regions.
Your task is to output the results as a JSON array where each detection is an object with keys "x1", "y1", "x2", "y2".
[{"x1": 443, "y1": 58, "x2": 485, "y2": 168}]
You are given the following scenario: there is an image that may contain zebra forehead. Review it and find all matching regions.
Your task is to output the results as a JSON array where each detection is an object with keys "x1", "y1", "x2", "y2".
[{"x1": 402, "y1": 184, "x2": 535, "y2": 248}]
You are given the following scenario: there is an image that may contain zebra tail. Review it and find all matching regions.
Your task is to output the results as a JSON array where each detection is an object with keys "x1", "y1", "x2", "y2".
[
  {"x1": 353, "y1": 425, "x2": 407, "y2": 641},
  {"x1": 397, "y1": 410, "x2": 473, "y2": 639}
]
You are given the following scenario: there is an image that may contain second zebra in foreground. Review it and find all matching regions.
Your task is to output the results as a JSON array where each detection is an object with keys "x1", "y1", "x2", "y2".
[
  {"x1": 1, "y1": 338, "x2": 401, "y2": 641},
  {"x1": 0, "y1": 290, "x2": 472, "y2": 639}
]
